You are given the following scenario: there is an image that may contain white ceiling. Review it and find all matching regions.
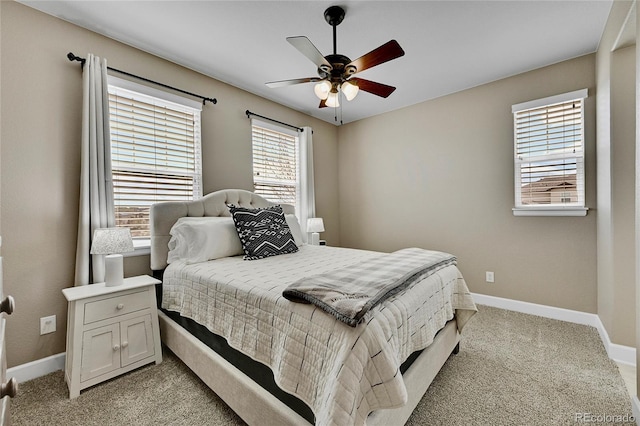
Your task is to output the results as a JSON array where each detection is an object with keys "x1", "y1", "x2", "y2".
[{"x1": 20, "y1": 0, "x2": 613, "y2": 125}]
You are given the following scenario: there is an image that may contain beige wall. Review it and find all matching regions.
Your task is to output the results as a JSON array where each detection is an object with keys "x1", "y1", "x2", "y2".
[
  {"x1": 637, "y1": 0, "x2": 640, "y2": 399},
  {"x1": 611, "y1": 45, "x2": 636, "y2": 348},
  {"x1": 0, "y1": 2, "x2": 339, "y2": 367},
  {"x1": 0, "y1": 0, "x2": 2, "y2": 245},
  {"x1": 596, "y1": 0, "x2": 637, "y2": 350},
  {"x1": 338, "y1": 54, "x2": 598, "y2": 314}
]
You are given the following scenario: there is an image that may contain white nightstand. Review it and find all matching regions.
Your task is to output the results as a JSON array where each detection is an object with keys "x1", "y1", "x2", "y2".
[{"x1": 62, "y1": 275, "x2": 162, "y2": 398}]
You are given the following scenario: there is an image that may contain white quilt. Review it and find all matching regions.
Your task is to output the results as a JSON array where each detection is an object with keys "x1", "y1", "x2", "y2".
[{"x1": 162, "y1": 245, "x2": 477, "y2": 425}]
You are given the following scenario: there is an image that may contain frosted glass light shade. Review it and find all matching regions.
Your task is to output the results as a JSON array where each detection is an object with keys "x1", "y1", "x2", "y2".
[
  {"x1": 90, "y1": 228, "x2": 134, "y2": 255},
  {"x1": 314, "y1": 80, "x2": 331, "y2": 100},
  {"x1": 325, "y1": 91, "x2": 340, "y2": 108},
  {"x1": 341, "y1": 81, "x2": 359, "y2": 101}
]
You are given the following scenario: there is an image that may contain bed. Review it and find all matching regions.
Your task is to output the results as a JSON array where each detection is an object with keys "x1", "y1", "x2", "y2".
[{"x1": 150, "y1": 189, "x2": 476, "y2": 425}]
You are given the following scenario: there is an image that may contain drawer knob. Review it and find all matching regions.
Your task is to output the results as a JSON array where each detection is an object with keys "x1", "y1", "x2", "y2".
[
  {"x1": 113, "y1": 344, "x2": 120, "y2": 351},
  {"x1": 0, "y1": 296, "x2": 14, "y2": 315},
  {"x1": 122, "y1": 341, "x2": 128, "y2": 348},
  {"x1": 1, "y1": 377, "x2": 17, "y2": 398},
  {"x1": 116, "y1": 304, "x2": 124, "y2": 310}
]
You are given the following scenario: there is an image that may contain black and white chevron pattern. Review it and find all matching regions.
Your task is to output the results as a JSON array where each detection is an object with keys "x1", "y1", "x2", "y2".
[{"x1": 228, "y1": 204, "x2": 298, "y2": 260}]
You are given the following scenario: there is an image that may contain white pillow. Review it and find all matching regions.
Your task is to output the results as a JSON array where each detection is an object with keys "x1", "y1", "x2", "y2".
[
  {"x1": 167, "y1": 217, "x2": 244, "y2": 264},
  {"x1": 285, "y1": 214, "x2": 305, "y2": 247}
]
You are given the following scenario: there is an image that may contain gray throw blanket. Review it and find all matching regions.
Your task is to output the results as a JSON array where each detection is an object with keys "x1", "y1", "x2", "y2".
[{"x1": 283, "y1": 248, "x2": 457, "y2": 326}]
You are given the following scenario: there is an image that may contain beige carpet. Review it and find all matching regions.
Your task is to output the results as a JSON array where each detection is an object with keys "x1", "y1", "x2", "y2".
[{"x1": 12, "y1": 306, "x2": 634, "y2": 425}]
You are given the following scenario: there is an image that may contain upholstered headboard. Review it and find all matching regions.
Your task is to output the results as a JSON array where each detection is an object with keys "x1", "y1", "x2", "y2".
[{"x1": 150, "y1": 189, "x2": 295, "y2": 271}]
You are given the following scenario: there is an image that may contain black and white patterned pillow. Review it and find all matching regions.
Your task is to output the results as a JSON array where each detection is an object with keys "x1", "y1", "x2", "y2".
[{"x1": 228, "y1": 204, "x2": 298, "y2": 260}]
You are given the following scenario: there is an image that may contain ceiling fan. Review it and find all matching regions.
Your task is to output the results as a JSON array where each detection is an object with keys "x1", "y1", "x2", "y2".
[{"x1": 266, "y1": 5, "x2": 405, "y2": 109}]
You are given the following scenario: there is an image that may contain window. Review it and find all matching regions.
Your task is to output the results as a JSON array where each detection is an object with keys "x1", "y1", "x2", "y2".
[
  {"x1": 512, "y1": 89, "x2": 588, "y2": 216},
  {"x1": 251, "y1": 119, "x2": 299, "y2": 213},
  {"x1": 108, "y1": 77, "x2": 203, "y2": 240}
]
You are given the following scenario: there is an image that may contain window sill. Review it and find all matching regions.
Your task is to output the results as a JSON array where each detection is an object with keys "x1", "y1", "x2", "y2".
[
  {"x1": 123, "y1": 239, "x2": 151, "y2": 257},
  {"x1": 512, "y1": 207, "x2": 588, "y2": 217}
]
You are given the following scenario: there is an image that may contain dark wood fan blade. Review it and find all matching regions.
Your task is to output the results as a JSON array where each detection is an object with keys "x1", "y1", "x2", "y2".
[
  {"x1": 350, "y1": 78, "x2": 396, "y2": 98},
  {"x1": 319, "y1": 99, "x2": 327, "y2": 108},
  {"x1": 266, "y1": 77, "x2": 320, "y2": 88},
  {"x1": 347, "y1": 40, "x2": 405, "y2": 74},
  {"x1": 287, "y1": 36, "x2": 332, "y2": 70}
]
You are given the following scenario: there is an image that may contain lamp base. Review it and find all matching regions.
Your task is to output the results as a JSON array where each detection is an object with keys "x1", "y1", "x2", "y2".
[
  {"x1": 104, "y1": 254, "x2": 124, "y2": 287},
  {"x1": 311, "y1": 232, "x2": 320, "y2": 246}
]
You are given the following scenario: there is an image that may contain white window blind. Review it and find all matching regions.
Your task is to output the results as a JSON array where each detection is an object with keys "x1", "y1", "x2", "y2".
[
  {"x1": 512, "y1": 89, "x2": 587, "y2": 216},
  {"x1": 108, "y1": 79, "x2": 202, "y2": 238},
  {"x1": 251, "y1": 120, "x2": 299, "y2": 207}
]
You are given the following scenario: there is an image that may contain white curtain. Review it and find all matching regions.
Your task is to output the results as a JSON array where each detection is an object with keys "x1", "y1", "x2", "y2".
[
  {"x1": 298, "y1": 127, "x2": 315, "y2": 242},
  {"x1": 74, "y1": 54, "x2": 115, "y2": 286}
]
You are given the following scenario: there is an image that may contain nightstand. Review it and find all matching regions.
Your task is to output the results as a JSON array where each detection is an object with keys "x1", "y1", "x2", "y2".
[{"x1": 62, "y1": 275, "x2": 162, "y2": 398}]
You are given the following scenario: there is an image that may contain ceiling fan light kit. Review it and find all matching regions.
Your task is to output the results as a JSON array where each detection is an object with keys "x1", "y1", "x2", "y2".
[
  {"x1": 326, "y1": 89, "x2": 340, "y2": 108},
  {"x1": 314, "y1": 80, "x2": 332, "y2": 100},
  {"x1": 266, "y1": 5, "x2": 405, "y2": 112},
  {"x1": 341, "y1": 81, "x2": 359, "y2": 101}
]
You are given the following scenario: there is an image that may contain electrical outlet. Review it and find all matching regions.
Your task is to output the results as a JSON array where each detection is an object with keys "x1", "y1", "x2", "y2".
[
  {"x1": 485, "y1": 271, "x2": 495, "y2": 283},
  {"x1": 40, "y1": 315, "x2": 56, "y2": 335}
]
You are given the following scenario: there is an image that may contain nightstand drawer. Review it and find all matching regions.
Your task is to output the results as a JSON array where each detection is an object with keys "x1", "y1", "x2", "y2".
[{"x1": 84, "y1": 290, "x2": 149, "y2": 324}]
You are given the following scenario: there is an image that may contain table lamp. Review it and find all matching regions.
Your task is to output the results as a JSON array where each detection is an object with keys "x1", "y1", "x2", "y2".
[
  {"x1": 307, "y1": 218, "x2": 325, "y2": 246},
  {"x1": 90, "y1": 227, "x2": 134, "y2": 287}
]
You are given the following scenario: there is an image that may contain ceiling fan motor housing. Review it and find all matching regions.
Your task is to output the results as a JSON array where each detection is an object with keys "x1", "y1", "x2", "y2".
[{"x1": 318, "y1": 54, "x2": 357, "y2": 84}]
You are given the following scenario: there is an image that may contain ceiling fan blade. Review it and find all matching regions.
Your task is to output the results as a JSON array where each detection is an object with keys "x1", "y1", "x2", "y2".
[
  {"x1": 287, "y1": 36, "x2": 332, "y2": 70},
  {"x1": 319, "y1": 99, "x2": 327, "y2": 108},
  {"x1": 266, "y1": 77, "x2": 320, "y2": 88},
  {"x1": 350, "y1": 78, "x2": 396, "y2": 98},
  {"x1": 347, "y1": 40, "x2": 405, "y2": 74}
]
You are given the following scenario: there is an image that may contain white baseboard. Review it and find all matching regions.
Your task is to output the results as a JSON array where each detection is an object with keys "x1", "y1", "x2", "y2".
[
  {"x1": 7, "y1": 295, "x2": 638, "y2": 383},
  {"x1": 7, "y1": 352, "x2": 65, "y2": 384},
  {"x1": 632, "y1": 395, "x2": 640, "y2": 425},
  {"x1": 593, "y1": 316, "x2": 637, "y2": 367},
  {"x1": 631, "y1": 395, "x2": 640, "y2": 426},
  {"x1": 472, "y1": 293, "x2": 637, "y2": 367}
]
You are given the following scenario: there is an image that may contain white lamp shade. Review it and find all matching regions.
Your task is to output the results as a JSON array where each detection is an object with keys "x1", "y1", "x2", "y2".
[
  {"x1": 325, "y1": 91, "x2": 340, "y2": 108},
  {"x1": 314, "y1": 80, "x2": 331, "y2": 100},
  {"x1": 341, "y1": 81, "x2": 359, "y2": 101},
  {"x1": 307, "y1": 218, "x2": 325, "y2": 233},
  {"x1": 90, "y1": 227, "x2": 134, "y2": 255}
]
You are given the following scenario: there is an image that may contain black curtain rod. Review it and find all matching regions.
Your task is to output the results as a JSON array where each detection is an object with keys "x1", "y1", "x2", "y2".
[
  {"x1": 245, "y1": 110, "x2": 302, "y2": 132},
  {"x1": 67, "y1": 52, "x2": 217, "y2": 105}
]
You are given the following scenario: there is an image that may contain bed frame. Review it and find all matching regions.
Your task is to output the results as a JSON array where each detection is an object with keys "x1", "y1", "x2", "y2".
[{"x1": 150, "y1": 189, "x2": 460, "y2": 425}]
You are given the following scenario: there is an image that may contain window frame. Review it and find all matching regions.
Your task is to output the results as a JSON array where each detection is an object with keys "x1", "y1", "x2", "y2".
[
  {"x1": 511, "y1": 89, "x2": 589, "y2": 217},
  {"x1": 107, "y1": 76, "x2": 203, "y2": 254}
]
